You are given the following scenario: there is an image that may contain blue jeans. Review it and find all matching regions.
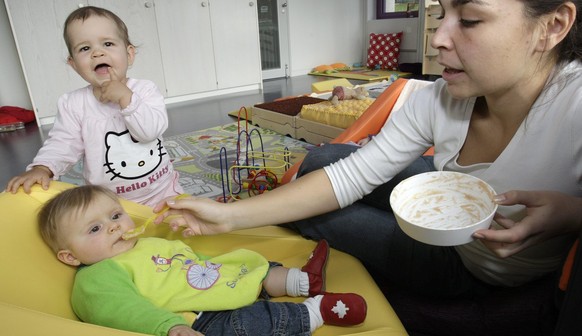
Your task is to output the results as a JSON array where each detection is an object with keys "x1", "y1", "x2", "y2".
[
  {"x1": 283, "y1": 144, "x2": 489, "y2": 298},
  {"x1": 191, "y1": 262, "x2": 311, "y2": 335},
  {"x1": 192, "y1": 300, "x2": 311, "y2": 335}
]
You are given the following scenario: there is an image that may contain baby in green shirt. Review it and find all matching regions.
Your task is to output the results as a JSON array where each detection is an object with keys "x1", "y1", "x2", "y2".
[{"x1": 38, "y1": 185, "x2": 367, "y2": 336}]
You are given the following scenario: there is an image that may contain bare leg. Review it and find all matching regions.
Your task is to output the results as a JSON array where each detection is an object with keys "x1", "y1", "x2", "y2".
[{"x1": 263, "y1": 266, "x2": 289, "y2": 297}]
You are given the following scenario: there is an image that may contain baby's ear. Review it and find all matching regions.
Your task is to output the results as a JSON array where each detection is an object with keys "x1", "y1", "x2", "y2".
[{"x1": 57, "y1": 249, "x2": 81, "y2": 266}]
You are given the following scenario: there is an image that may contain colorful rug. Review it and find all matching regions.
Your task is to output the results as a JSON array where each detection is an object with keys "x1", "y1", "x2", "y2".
[{"x1": 60, "y1": 122, "x2": 313, "y2": 200}]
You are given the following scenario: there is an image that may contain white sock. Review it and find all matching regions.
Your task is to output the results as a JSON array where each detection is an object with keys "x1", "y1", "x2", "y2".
[
  {"x1": 302, "y1": 295, "x2": 324, "y2": 333},
  {"x1": 285, "y1": 268, "x2": 309, "y2": 297}
]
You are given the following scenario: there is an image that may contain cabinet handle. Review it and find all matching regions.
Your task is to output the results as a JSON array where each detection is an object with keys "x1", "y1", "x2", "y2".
[
  {"x1": 249, "y1": 2, "x2": 254, "y2": 6},
  {"x1": 144, "y1": 2, "x2": 153, "y2": 8},
  {"x1": 201, "y1": 2, "x2": 207, "y2": 7}
]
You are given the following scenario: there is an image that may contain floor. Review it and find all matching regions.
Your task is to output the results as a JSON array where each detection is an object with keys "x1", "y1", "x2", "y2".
[{"x1": 0, "y1": 75, "x2": 360, "y2": 189}]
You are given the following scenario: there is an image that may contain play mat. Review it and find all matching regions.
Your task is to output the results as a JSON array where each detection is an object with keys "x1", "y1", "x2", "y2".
[
  {"x1": 60, "y1": 122, "x2": 314, "y2": 200},
  {"x1": 308, "y1": 67, "x2": 411, "y2": 81}
]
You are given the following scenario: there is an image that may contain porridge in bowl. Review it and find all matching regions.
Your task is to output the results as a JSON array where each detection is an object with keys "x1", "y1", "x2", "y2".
[{"x1": 390, "y1": 171, "x2": 497, "y2": 246}]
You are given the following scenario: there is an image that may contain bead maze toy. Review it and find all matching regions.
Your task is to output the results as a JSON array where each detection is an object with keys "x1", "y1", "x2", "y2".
[{"x1": 218, "y1": 107, "x2": 293, "y2": 203}]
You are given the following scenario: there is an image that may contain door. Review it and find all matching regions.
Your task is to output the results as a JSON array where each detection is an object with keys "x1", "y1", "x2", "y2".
[
  {"x1": 258, "y1": 0, "x2": 289, "y2": 79},
  {"x1": 154, "y1": 0, "x2": 217, "y2": 96},
  {"x1": 210, "y1": 0, "x2": 262, "y2": 89}
]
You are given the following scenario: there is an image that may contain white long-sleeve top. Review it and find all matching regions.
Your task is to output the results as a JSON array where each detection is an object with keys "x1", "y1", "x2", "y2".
[
  {"x1": 324, "y1": 61, "x2": 582, "y2": 286},
  {"x1": 29, "y1": 78, "x2": 182, "y2": 207}
]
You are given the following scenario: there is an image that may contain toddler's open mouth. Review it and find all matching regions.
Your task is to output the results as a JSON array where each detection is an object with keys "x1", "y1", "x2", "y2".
[{"x1": 94, "y1": 63, "x2": 110, "y2": 75}]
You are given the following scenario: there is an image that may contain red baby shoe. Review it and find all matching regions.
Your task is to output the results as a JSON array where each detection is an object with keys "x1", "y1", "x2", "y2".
[
  {"x1": 320, "y1": 292, "x2": 367, "y2": 326},
  {"x1": 301, "y1": 239, "x2": 329, "y2": 296}
]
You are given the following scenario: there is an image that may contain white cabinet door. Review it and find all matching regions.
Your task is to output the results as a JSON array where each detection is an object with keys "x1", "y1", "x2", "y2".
[
  {"x1": 210, "y1": 0, "x2": 262, "y2": 89},
  {"x1": 154, "y1": 0, "x2": 217, "y2": 97},
  {"x1": 5, "y1": 0, "x2": 87, "y2": 122},
  {"x1": 154, "y1": 0, "x2": 262, "y2": 97},
  {"x1": 90, "y1": 0, "x2": 167, "y2": 94}
]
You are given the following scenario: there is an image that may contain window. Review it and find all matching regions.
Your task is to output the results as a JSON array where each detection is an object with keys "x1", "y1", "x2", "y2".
[{"x1": 377, "y1": 0, "x2": 419, "y2": 19}]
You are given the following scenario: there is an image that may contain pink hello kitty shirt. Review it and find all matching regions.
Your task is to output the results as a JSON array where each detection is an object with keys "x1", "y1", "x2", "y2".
[{"x1": 28, "y1": 78, "x2": 183, "y2": 206}]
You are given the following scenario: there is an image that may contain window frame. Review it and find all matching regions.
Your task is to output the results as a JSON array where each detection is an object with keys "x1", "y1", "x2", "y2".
[{"x1": 376, "y1": 0, "x2": 419, "y2": 19}]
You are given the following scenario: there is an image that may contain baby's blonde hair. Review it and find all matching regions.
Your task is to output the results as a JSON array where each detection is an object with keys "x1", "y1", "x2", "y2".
[{"x1": 38, "y1": 185, "x2": 119, "y2": 252}]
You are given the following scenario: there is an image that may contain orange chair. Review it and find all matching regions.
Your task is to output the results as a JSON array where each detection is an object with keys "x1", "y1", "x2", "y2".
[{"x1": 281, "y1": 78, "x2": 411, "y2": 185}]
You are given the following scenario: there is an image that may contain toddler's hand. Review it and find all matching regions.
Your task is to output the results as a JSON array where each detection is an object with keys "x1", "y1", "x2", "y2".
[
  {"x1": 168, "y1": 324, "x2": 204, "y2": 336},
  {"x1": 5, "y1": 165, "x2": 53, "y2": 194},
  {"x1": 98, "y1": 67, "x2": 132, "y2": 108}
]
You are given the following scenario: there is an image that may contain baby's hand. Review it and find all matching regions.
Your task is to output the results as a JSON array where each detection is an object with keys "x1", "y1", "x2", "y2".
[
  {"x1": 98, "y1": 67, "x2": 132, "y2": 108},
  {"x1": 5, "y1": 165, "x2": 53, "y2": 194},
  {"x1": 168, "y1": 324, "x2": 204, "y2": 336}
]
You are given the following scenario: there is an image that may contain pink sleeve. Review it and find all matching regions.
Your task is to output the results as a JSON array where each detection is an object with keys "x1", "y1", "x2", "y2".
[
  {"x1": 28, "y1": 93, "x2": 85, "y2": 179},
  {"x1": 119, "y1": 79, "x2": 168, "y2": 142}
]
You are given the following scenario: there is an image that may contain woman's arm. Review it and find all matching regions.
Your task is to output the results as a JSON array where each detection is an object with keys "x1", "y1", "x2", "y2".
[{"x1": 155, "y1": 169, "x2": 340, "y2": 236}]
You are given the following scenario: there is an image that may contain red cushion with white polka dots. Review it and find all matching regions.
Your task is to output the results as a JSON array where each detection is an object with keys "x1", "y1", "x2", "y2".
[{"x1": 366, "y1": 32, "x2": 403, "y2": 71}]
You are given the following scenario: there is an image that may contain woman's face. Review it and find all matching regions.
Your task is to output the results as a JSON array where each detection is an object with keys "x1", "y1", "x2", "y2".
[{"x1": 432, "y1": 0, "x2": 545, "y2": 99}]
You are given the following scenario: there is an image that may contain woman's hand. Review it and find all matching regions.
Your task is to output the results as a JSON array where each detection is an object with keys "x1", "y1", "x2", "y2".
[
  {"x1": 153, "y1": 196, "x2": 234, "y2": 237},
  {"x1": 473, "y1": 190, "x2": 582, "y2": 258}
]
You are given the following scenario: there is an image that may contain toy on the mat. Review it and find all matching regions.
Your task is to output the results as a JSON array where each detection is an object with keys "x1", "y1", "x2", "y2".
[
  {"x1": 329, "y1": 86, "x2": 369, "y2": 106},
  {"x1": 311, "y1": 62, "x2": 352, "y2": 74},
  {"x1": 218, "y1": 107, "x2": 292, "y2": 203}
]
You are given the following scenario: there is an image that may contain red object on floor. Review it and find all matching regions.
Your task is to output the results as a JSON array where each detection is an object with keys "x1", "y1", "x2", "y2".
[{"x1": 0, "y1": 106, "x2": 35, "y2": 125}]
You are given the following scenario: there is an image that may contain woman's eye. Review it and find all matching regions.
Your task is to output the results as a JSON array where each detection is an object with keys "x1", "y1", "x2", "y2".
[{"x1": 460, "y1": 19, "x2": 480, "y2": 27}]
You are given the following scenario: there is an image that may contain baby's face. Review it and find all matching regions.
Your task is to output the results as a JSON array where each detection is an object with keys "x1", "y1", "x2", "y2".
[
  {"x1": 65, "y1": 15, "x2": 134, "y2": 88},
  {"x1": 57, "y1": 193, "x2": 137, "y2": 266}
]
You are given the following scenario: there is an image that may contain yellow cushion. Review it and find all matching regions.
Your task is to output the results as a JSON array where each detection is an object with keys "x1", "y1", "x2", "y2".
[
  {"x1": 299, "y1": 98, "x2": 376, "y2": 129},
  {"x1": 0, "y1": 181, "x2": 406, "y2": 335}
]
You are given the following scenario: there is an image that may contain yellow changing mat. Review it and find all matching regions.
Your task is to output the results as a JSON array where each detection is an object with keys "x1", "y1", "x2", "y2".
[{"x1": 299, "y1": 98, "x2": 376, "y2": 129}]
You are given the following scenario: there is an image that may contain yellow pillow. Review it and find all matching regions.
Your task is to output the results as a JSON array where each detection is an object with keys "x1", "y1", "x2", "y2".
[{"x1": 300, "y1": 98, "x2": 376, "y2": 129}]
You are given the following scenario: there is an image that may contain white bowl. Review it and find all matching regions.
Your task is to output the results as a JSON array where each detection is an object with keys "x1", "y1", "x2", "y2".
[{"x1": 389, "y1": 171, "x2": 497, "y2": 246}]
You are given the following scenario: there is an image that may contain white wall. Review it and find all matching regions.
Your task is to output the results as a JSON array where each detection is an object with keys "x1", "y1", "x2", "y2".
[
  {"x1": 287, "y1": 0, "x2": 366, "y2": 76},
  {"x1": 285, "y1": 0, "x2": 423, "y2": 76},
  {"x1": 0, "y1": 0, "x2": 423, "y2": 109},
  {"x1": 0, "y1": 0, "x2": 31, "y2": 109}
]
